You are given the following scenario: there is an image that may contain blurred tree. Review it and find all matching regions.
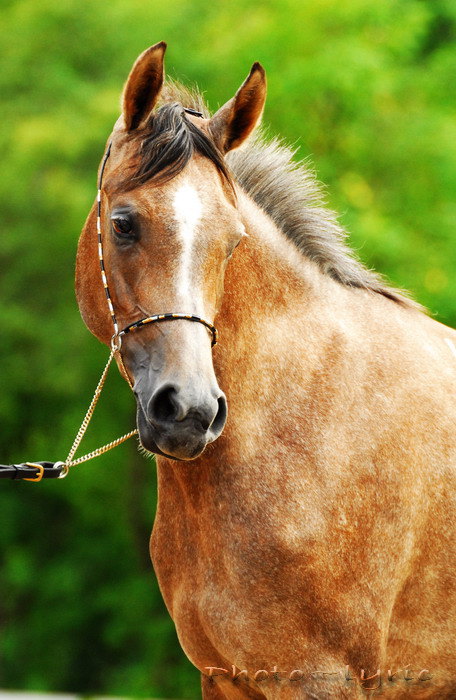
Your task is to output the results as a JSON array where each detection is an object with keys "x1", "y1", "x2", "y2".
[{"x1": 0, "y1": 0, "x2": 454, "y2": 698}]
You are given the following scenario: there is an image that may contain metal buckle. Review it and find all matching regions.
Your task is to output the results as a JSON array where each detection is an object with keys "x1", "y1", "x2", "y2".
[{"x1": 23, "y1": 462, "x2": 44, "y2": 482}]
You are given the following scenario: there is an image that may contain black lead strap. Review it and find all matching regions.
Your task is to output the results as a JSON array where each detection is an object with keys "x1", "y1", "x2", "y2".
[{"x1": 0, "y1": 462, "x2": 65, "y2": 481}]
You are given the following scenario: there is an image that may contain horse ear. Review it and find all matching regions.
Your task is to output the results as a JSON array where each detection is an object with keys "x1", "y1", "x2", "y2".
[
  {"x1": 122, "y1": 42, "x2": 167, "y2": 131},
  {"x1": 209, "y1": 63, "x2": 267, "y2": 153}
]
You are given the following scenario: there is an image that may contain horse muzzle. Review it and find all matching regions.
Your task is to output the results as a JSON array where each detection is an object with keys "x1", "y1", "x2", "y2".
[{"x1": 134, "y1": 381, "x2": 227, "y2": 461}]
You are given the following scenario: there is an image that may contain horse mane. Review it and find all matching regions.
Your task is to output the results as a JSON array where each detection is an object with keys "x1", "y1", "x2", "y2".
[{"x1": 130, "y1": 81, "x2": 418, "y2": 308}]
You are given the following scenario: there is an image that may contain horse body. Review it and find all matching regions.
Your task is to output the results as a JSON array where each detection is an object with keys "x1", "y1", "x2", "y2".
[
  {"x1": 76, "y1": 44, "x2": 456, "y2": 698},
  {"x1": 151, "y1": 189, "x2": 456, "y2": 698}
]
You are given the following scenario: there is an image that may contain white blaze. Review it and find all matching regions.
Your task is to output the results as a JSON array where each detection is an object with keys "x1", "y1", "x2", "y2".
[{"x1": 173, "y1": 182, "x2": 202, "y2": 301}]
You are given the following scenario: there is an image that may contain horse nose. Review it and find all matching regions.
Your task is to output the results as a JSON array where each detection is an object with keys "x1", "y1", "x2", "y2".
[{"x1": 147, "y1": 383, "x2": 227, "y2": 435}]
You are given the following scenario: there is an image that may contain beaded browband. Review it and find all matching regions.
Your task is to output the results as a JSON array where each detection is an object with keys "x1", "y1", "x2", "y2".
[{"x1": 96, "y1": 126, "x2": 218, "y2": 352}]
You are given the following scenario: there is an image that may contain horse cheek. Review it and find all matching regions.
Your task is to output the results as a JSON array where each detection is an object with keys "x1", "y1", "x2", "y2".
[{"x1": 76, "y1": 207, "x2": 112, "y2": 346}]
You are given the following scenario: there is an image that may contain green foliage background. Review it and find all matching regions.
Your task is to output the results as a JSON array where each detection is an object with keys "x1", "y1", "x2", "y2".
[{"x1": 0, "y1": 0, "x2": 455, "y2": 697}]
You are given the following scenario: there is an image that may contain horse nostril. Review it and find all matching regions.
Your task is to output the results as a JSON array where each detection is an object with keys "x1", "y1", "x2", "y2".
[
  {"x1": 211, "y1": 395, "x2": 227, "y2": 434},
  {"x1": 199, "y1": 414, "x2": 211, "y2": 431},
  {"x1": 149, "y1": 385, "x2": 182, "y2": 423}
]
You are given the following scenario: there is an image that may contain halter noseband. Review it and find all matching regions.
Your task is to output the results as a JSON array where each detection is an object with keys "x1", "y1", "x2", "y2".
[{"x1": 96, "y1": 134, "x2": 217, "y2": 353}]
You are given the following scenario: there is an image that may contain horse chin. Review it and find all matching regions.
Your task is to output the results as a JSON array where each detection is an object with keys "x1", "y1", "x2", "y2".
[{"x1": 136, "y1": 409, "x2": 209, "y2": 462}]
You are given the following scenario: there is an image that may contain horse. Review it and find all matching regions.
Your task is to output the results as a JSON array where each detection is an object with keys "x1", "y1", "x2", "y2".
[{"x1": 75, "y1": 43, "x2": 456, "y2": 699}]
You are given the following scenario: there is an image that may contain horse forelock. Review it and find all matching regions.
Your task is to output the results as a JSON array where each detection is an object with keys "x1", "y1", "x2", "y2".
[{"x1": 121, "y1": 97, "x2": 231, "y2": 191}]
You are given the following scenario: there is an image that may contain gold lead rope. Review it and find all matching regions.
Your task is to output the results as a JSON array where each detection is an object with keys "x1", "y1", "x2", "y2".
[{"x1": 61, "y1": 349, "x2": 138, "y2": 478}]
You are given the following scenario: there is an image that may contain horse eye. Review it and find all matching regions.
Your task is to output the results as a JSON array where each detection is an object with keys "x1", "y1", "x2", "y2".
[{"x1": 111, "y1": 217, "x2": 133, "y2": 239}]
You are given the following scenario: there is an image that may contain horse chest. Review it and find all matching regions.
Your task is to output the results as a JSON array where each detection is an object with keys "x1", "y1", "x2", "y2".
[{"x1": 150, "y1": 489, "x2": 355, "y2": 670}]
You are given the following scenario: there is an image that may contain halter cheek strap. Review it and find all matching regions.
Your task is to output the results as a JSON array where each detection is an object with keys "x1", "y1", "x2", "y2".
[
  {"x1": 97, "y1": 142, "x2": 119, "y2": 338},
  {"x1": 97, "y1": 141, "x2": 218, "y2": 352}
]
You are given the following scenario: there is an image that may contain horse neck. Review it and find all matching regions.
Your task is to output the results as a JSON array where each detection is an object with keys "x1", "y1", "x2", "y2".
[
  {"x1": 209, "y1": 190, "x2": 364, "y2": 463},
  {"x1": 215, "y1": 188, "x2": 350, "y2": 384}
]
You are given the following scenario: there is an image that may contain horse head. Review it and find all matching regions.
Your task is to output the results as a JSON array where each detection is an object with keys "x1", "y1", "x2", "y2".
[{"x1": 76, "y1": 43, "x2": 266, "y2": 461}]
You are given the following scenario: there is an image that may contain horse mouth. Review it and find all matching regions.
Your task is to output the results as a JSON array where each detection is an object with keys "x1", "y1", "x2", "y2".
[{"x1": 135, "y1": 402, "x2": 212, "y2": 461}]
